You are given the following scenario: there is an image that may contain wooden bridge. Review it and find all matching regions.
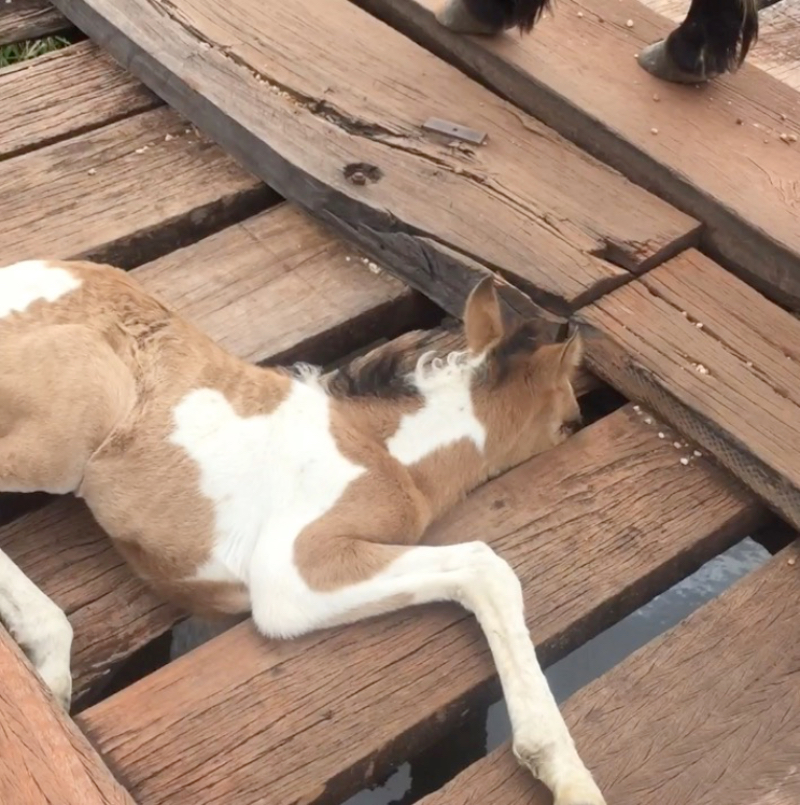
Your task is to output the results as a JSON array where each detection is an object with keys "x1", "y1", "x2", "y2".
[{"x1": 1, "y1": 0, "x2": 799, "y2": 803}]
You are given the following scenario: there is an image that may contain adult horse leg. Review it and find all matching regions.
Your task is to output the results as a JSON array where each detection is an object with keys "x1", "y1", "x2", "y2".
[{"x1": 638, "y1": 0, "x2": 758, "y2": 84}]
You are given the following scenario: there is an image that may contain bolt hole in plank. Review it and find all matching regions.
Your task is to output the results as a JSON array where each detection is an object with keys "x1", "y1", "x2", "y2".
[
  {"x1": 349, "y1": 0, "x2": 800, "y2": 311},
  {"x1": 50, "y1": 0, "x2": 700, "y2": 324}
]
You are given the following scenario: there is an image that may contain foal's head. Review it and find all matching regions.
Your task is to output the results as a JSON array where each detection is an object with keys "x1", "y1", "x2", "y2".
[{"x1": 463, "y1": 277, "x2": 583, "y2": 477}]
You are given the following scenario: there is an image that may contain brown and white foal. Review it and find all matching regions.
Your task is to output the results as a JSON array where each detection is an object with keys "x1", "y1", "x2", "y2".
[{"x1": 0, "y1": 259, "x2": 604, "y2": 805}]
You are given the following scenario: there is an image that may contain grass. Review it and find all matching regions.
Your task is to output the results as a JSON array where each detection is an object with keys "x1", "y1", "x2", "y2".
[{"x1": 0, "y1": 35, "x2": 70, "y2": 68}]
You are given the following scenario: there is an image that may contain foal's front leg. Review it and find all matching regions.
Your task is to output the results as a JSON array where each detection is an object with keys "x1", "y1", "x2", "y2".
[
  {"x1": 638, "y1": 0, "x2": 758, "y2": 83},
  {"x1": 0, "y1": 548, "x2": 73, "y2": 709},
  {"x1": 436, "y1": 0, "x2": 550, "y2": 36},
  {"x1": 251, "y1": 538, "x2": 605, "y2": 805}
]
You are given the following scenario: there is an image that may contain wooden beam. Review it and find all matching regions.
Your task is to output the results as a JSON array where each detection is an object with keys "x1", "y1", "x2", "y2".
[
  {"x1": 350, "y1": 0, "x2": 800, "y2": 309},
  {"x1": 0, "y1": 203, "x2": 424, "y2": 702},
  {"x1": 50, "y1": 0, "x2": 699, "y2": 324},
  {"x1": 0, "y1": 0, "x2": 74, "y2": 47},
  {"x1": 0, "y1": 40, "x2": 160, "y2": 160},
  {"x1": 0, "y1": 106, "x2": 275, "y2": 266},
  {"x1": 576, "y1": 249, "x2": 800, "y2": 530},
  {"x1": 76, "y1": 406, "x2": 766, "y2": 805},
  {"x1": 416, "y1": 541, "x2": 800, "y2": 805},
  {"x1": 0, "y1": 627, "x2": 135, "y2": 805}
]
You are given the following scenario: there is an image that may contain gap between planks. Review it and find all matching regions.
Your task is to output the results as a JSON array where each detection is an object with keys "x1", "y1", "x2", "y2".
[
  {"x1": 416, "y1": 539, "x2": 800, "y2": 805},
  {"x1": 0, "y1": 0, "x2": 75, "y2": 47},
  {"x1": 74, "y1": 404, "x2": 767, "y2": 805}
]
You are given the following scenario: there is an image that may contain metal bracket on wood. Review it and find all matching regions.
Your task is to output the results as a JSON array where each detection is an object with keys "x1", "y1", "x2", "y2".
[{"x1": 422, "y1": 117, "x2": 487, "y2": 145}]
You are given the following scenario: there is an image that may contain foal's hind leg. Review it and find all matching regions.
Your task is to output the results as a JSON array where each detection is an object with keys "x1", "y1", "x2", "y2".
[
  {"x1": 638, "y1": 0, "x2": 758, "y2": 83},
  {"x1": 436, "y1": 0, "x2": 550, "y2": 36},
  {"x1": 251, "y1": 539, "x2": 605, "y2": 805},
  {"x1": 0, "y1": 548, "x2": 72, "y2": 708}
]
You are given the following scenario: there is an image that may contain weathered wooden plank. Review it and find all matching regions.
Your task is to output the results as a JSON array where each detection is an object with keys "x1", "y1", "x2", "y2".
[
  {"x1": 643, "y1": 0, "x2": 800, "y2": 90},
  {"x1": 417, "y1": 541, "x2": 800, "y2": 805},
  {"x1": 577, "y1": 248, "x2": 800, "y2": 529},
  {"x1": 0, "y1": 105, "x2": 275, "y2": 266},
  {"x1": 0, "y1": 203, "x2": 421, "y2": 702},
  {"x1": 51, "y1": 0, "x2": 700, "y2": 322},
  {"x1": 0, "y1": 0, "x2": 73, "y2": 46},
  {"x1": 351, "y1": 0, "x2": 800, "y2": 309},
  {"x1": 0, "y1": 40, "x2": 159, "y2": 160},
  {"x1": 0, "y1": 627, "x2": 135, "y2": 805},
  {"x1": 77, "y1": 406, "x2": 766, "y2": 805}
]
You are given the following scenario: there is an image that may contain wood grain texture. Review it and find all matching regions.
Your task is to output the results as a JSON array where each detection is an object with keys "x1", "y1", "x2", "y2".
[
  {"x1": 416, "y1": 541, "x2": 800, "y2": 805},
  {"x1": 0, "y1": 0, "x2": 73, "y2": 46},
  {"x1": 0, "y1": 105, "x2": 275, "y2": 266},
  {"x1": 0, "y1": 40, "x2": 160, "y2": 160},
  {"x1": 77, "y1": 406, "x2": 766, "y2": 805},
  {"x1": 0, "y1": 627, "x2": 135, "y2": 805},
  {"x1": 0, "y1": 204, "x2": 419, "y2": 702},
  {"x1": 353, "y1": 0, "x2": 800, "y2": 309},
  {"x1": 577, "y1": 249, "x2": 800, "y2": 530},
  {"x1": 643, "y1": 0, "x2": 800, "y2": 90},
  {"x1": 50, "y1": 0, "x2": 700, "y2": 320}
]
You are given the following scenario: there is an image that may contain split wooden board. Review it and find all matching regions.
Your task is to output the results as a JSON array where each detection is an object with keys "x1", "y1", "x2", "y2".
[
  {"x1": 76, "y1": 406, "x2": 766, "y2": 805},
  {"x1": 0, "y1": 629, "x2": 134, "y2": 805},
  {"x1": 0, "y1": 203, "x2": 420, "y2": 701},
  {"x1": 417, "y1": 541, "x2": 800, "y2": 805},
  {"x1": 50, "y1": 0, "x2": 699, "y2": 322},
  {"x1": 576, "y1": 249, "x2": 800, "y2": 531},
  {"x1": 354, "y1": 0, "x2": 800, "y2": 309}
]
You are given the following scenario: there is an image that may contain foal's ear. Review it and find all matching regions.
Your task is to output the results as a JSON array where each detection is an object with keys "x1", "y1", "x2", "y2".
[
  {"x1": 464, "y1": 277, "x2": 505, "y2": 353},
  {"x1": 536, "y1": 327, "x2": 584, "y2": 384}
]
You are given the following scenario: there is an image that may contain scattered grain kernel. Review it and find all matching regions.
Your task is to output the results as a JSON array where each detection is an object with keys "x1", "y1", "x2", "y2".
[
  {"x1": 658, "y1": 432, "x2": 665, "y2": 439},
  {"x1": 693, "y1": 450, "x2": 702, "y2": 457},
  {"x1": 164, "y1": 133, "x2": 174, "y2": 142},
  {"x1": 644, "y1": 417, "x2": 652, "y2": 424},
  {"x1": 653, "y1": 93, "x2": 660, "y2": 102},
  {"x1": 633, "y1": 405, "x2": 641, "y2": 413},
  {"x1": 345, "y1": 256, "x2": 351, "y2": 262},
  {"x1": 694, "y1": 363, "x2": 709, "y2": 375},
  {"x1": 626, "y1": 19, "x2": 634, "y2": 27},
  {"x1": 650, "y1": 127, "x2": 659, "y2": 135},
  {"x1": 788, "y1": 557, "x2": 796, "y2": 566},
  {"x1": 695, "y1": 322, "x2": 704, "y2": 329},
  {"x1": 577, "y1": 10, "x2": 584, "y2": 17},
  {"x1": 746, "y1": 361, "x2": 753, "y2": 368},
  {"x1": 680, "y1": 457, "x2": 690, "y2": 466},
  {"x1": 87, "y1": 168, "x2": 97, "y2": 176},
  {"x1": 780, "y1": 113, "x2": 787, "y2": 121},
  {"x1": 673, "y1": 441, "x2": 681, "y2": 449}
]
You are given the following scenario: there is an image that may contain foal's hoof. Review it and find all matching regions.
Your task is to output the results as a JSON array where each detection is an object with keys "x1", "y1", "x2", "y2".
[
  {"x1": 637, "y1": 40, "x2": 717, "y2": 85},
  {"x1": 436, "y1": 0, "x2": 502, "y2": 35},
  {"x1": 553, "y1": 777, "x2": 607, "y2": 805}
]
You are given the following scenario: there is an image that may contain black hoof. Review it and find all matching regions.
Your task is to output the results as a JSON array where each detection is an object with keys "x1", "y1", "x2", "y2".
[
  {"x1": 436, "y1": 0, "x2": 502, "y2": 35},
  {"x1": 637, "y1": 40, "x2": 717, "y2": 85}
]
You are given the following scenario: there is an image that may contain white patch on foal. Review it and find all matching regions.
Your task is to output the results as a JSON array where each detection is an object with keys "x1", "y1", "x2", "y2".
[
  {"x1": 0, "y1": 261, "x2": 81, "y2": 319},
  {"x1": 388, "y1": 350, "x2": 486, "y2": 466},
  {"x1": 169, "y1": 380, "x2": 366, "y2": 586}
]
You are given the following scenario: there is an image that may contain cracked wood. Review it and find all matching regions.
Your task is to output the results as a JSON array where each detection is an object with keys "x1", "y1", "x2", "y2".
[
  {"x1": 0, "y1": 203, "x2": 421, "y2": 702},
  {"x1": 51, "y1": 0, "x2": 699, "y2": 318},
  {"x1": 417, "y1": 541, "x2": 800, "y2": 805},
  {"x1": 355, "y1": 0, "x2": 800, "y2": 309},
  {"x1": 0, "y1": 628, "x2": 135, "y2": 805},
  {"x1": 76, "y1": 406, "x2": 765, "y2": 805},
  {"x1": 576, "y1": 248, "x2": 800, "y2": 529}
]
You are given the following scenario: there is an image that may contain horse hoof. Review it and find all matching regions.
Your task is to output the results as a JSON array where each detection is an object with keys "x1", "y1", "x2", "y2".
[
  {"x1": 637, "y1": 40, "x2": 716, "y2": 85},
  {"x1": 436, "y1": 0, "x2": 502, "y2": 35}
]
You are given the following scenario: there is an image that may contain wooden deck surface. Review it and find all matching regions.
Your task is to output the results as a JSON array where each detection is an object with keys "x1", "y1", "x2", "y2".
[{"x1": 1, "y1": 1, "x2": 800, "y2": 803}]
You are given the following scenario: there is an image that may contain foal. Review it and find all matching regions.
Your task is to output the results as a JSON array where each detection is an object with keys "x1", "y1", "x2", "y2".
[
  {"x1": 0, "y1": 259, "x2": 604, "y2": 805},
  {"x1": 437, "y1": 0, "x2": 759, "y2": 84}
]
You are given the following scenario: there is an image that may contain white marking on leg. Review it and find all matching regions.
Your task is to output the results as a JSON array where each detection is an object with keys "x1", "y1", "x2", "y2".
[
  {"x1": 388, "y1": 351, "x2": 486, "y2": 465},
  {"x1": 248, "y1": 540, "x2": 604, "y2": 804},
  {"x1": 0, "y1": 261, "x2": 82, "y2": 319},
  {"x1": 0, "y1": 549, "x2": 73, "y2": 708}
]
